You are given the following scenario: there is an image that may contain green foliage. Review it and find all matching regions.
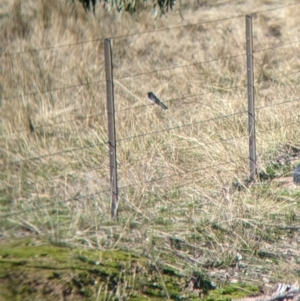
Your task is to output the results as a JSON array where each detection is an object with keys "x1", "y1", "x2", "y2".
[
  {"x1": 0, "y1": 239, "x2": 220, "y2": 300},
  {"x1": 84, "y1": 0, "x2": 178, "y2": 16},
  {"x1": 110, "y1": 0, "x2": 176, "y2": 14}
]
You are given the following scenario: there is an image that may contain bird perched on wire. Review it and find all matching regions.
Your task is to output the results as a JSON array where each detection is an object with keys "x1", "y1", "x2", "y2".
[
  {"x1": 293, "y1": 164, "x2": 300, "y2": 185},
  {"x1": 147, "y1": 92, "x2": 168, "y2": 110}
]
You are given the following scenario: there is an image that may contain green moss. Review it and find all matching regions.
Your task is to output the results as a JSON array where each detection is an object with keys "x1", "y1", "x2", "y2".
[
  {"x1": 0, "y1": 238, "x2": 184, "y2": 300},
  {"x1": 0, "y1": 238, "x2": 262, "y2": 301},
  {"x1": 206, "y1": 284, "x2": 260, "y2": 301}
]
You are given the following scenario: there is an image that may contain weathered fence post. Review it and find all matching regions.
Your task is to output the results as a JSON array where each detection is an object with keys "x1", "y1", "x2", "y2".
[
  {"x1": 246, "y1": 15, "x2": 257, "y2": 181},
  {"x1": 104, "y1": 38, "x2": 118, "y2": 220}
]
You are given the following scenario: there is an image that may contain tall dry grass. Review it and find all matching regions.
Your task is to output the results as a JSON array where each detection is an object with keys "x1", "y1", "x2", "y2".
[{"x1": 1, "y1": 0, "x2": 300, "y2": 285}]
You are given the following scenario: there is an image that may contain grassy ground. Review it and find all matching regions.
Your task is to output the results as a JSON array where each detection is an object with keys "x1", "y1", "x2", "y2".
[
  {"x1": 1, "y1": 0, "x2": 300, "y2": 300},
  {"x1": 0, "y1": 238, "x2": 262, "y2": 301}
]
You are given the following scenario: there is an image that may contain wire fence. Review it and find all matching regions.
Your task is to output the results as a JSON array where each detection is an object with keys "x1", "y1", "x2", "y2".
[{"x1": 1, "y1": 3, "x2": 300, "y2": 220}]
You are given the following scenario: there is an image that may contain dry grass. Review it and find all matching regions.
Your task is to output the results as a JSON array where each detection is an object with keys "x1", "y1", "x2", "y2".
[{"x1": 1, "y1": 0, "x2": 300, "y2": 292}]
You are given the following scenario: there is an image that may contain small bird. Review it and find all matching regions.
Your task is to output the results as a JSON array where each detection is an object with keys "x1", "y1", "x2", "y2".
[
  {"x1": 147, "y1": 92, "x2": 168, "y2": 110},
  {"x1": 293, "y1": 164, "x2": 300, "y2": 185}
]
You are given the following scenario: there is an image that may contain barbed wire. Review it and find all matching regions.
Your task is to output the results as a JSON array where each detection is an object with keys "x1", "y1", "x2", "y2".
[
  {"x1": 114, "y1": 71, "x2": 300, "y2": 117},
  {"x1": 115, "y1": 40, "x2": 300, "y2": 80},
  {"x1": 2, "y1": 53, "x2": 245, "y2": 104},
  {"x1": 0, "y1": 140, "x2": 108, "y2": 167},
  {"x1": 6, "y1": 99, "x2": 300, "y2": 195},
  {"x1": 114, "y1": 53, "x2": 245, "y2": 81},
  {"x1": 2, "y1": 1, "x2": 299, "y2": 56},
  {"x1": 110, "y1": 15, "x2": 245, "y2": 40},
  {"x1": 117, "y1": 110, "x2": 248, "y2": 144},
  {"x1": 2, "y1": 37, "x2": 297, "y2": 144},
  {"x1": 6, "y1": 120, "x2": 295, "y2": 207},
  {"x1": 9, "y1": 116, "x2": 300, "y2": 195},
  {"x1": 114, "y1": 40, "x2": 300, "y2": 82},
  {"x1": 1, "y1": 39, "x2": 103, "y2": 57},
  {"x1": 3, "y1": 17, "x2": 240, "y2": 57},
  {"x1": 257, "y1": 120, "x2": 300, "y2": 135},
  {"x1": 116, "y1": 95, "x2": 300, "y2": 162},
  {"x1": 256, "y1": 120, "x2": 300, "y2": 157},
  {"x1": 1, "y1": 14, "x2": 245, "y2": 56},
  {"x1": 115, "y1": 40, "x2": 300, "y2": 89},
  {"x1": 2, "y1": 117, "x2": 298, "y2": 219},
  {"x1": 4, "y1": 67, "x2": 298, "y2": 139},
  {"x1": 0, "y1": 84, "x2": 245, "y2": 139},
  {"x1": 0, "y1": 163, "x2": 111, "y2": 209},
  {"x1": 0, "y1": 188, "x2": 111, "y2": 219},
  {"x1": 115, "y1": 84, "x2": 247, "y2": 114},
  {"x1": 2, "y1": 1, "x2": 300, "y2": 224},
  {"x1": 7, "y1": 161, "x2": 238, "y2": 217},
  {"x1": 3, "y1": 39, "x2": 298, "y2": 105},
  {"x1": 2, "y1": 91, "x2": 299, "y2": 167},
  {"x1": 4, "y1": 119, "x2": 298, "y2": 202},
  {"x1": 1, "y1": 52, "x2": 295, "y2": 118},
  {"x1": 256, "y1": 69, "x2": 300, "y2": 83},
  {"x1": 2, "y1": 79, "x2": 106, "y2": 102},
  {"x1": 2, "y1": 62, "x2": 298, "y2": 125},
  {"x1": 118, "y1": 157, "x2": 248, "y2": 191},
  {"x1": 251, "y1": 1, "x2": 300, "y2": 15},
  {"x1": 106, "y1": 2, "x2": 300, "y2": 40},
  {"x1": 256, "y1": 96, "x2": 300, "y2": 111},
  {"x1": 254, "y1": 39, "x2": 300, "y2": 54},
  {"x1": 0, "y1": 110, "x2": 247, "y2": 167},
  {"x1": 118, "y1": 134, "x2": 249, "y2": 166},
  {"x1": 1, "y1": 138, "x2": 251, "y2": 207},
  {"x1": 0, "y1": 112, "x2": 107, "y2": 139},
  {"x1": 2, "y1": 112, "x2": 299, "y2": 219},
  {"x1": 0, "y1": 157, "x2": 247, "y2": 219},
  {"x1": 3, "y1": 65, "x2": 298, "y2": 140},
  {"x1": 4, "y1": 58, "x2": 245, "y2": 106}
]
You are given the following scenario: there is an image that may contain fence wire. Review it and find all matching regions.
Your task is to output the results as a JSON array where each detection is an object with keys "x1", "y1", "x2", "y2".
[
  {"x1": 114, "y1": 53, "x2": 245, "y2": 81},
  {"x1": 0, "y1": 189, "x2": 111, "y2": 219},
  {"x1": 118, "y1": 134, "x2": 250, "y2": 166},
  {"x1": 1, "y1": 141, "x2": 108, "y2": 167},
  {"x1": 2, "y1": 79, "x2": 106, "y2": 102},
  {"x1": 116, "y1": 110, "x2": 248, "y2": 144},
  {"x1": 0, "y1": 111, "x2": 107, "y2": 138},
  {"x1": 119, "y1": 157, "x2": 248, "y2": 189},
  {"x1": 0, "y1": 158, "x2": 246, "y2": 219},
  {"x1": 2, "y1": 2, "x2": 300, "y2": 223},
  {"x1": 2, "y1": 1, "x2": 299, "y2": 55},
  {"x1": 254, "y1": 39, "x2": 300, "y2": 53}
]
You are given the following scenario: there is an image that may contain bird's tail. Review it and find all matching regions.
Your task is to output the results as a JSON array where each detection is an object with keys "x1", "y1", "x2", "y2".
[{"x1": 158, "y1": 101, "x2": 168, "y2": 110}]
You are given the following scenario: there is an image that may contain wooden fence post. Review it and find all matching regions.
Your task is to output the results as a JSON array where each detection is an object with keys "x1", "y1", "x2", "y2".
[
  {"x1": 104, "y1": 38, "x2": 119, "y2": 220},
  {"x1": 246, "y1": 15, "x2": 257, "y2": 181}
]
